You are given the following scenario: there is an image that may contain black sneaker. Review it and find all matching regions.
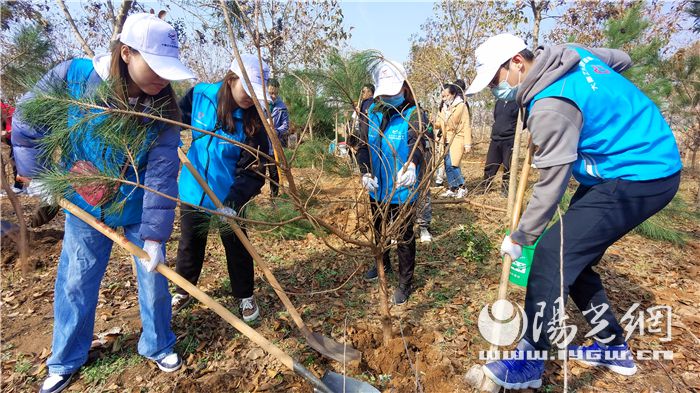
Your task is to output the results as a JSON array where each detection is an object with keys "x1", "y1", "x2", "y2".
[
  {"x1": 154, "y1": 353, "x2": 182, "y2": 372},
  {"x1": 392, "y1": 286, "x2": 411, "y2": 305},
  {"x1": 364, "y1": 263, "x2": 392, "y2": 282},
  {"x1": 39, "y1": 372, "x2": 75, "y2": 393}
]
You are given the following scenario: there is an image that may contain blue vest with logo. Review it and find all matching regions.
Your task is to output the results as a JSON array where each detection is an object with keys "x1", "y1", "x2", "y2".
[
  {"x1": 529, "y1": 46, "x2": 681, "y2": 186},
  {"x1": 179, "y1": 82, "x2": 247, "y2": 210},
  {"x1": 65, "y1": 58, "x2": 156, "y2": 227},
  {"x1": 367, "y1": 103, "x2": 420, "y2": 204}
]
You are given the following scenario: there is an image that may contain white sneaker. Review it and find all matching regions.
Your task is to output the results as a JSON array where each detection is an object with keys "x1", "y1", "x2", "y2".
[
  {"x1": 440, "y1": 189, "x2": 457, "y2": 198},
  {"x1": 240, "y1": 296, "x2": 260, "y2": 322},
  {"x1": 154, "y1": 353, "x2": 182, "y2": 372},
  {"x1": 455, "y1": 187, "x2": 467, "y2": 199},
  {"x1": 419, "y1": 227, "x2": 432, "y2": 243},
  {"x1": 171, "y1": 293, "x2": 191, "y2": 311}
]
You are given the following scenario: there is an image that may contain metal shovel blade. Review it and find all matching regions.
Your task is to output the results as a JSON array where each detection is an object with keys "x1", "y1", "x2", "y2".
[
  {"x1": 315, "y1": 371, "x2": 381, "y2": 393},
  {"x1": 308, "y1": 331, "x2": 362, "y2": 363}
]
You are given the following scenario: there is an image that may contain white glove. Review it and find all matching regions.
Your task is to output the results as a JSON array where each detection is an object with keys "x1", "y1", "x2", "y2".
[
  {"x1": 500, "y1": 235, "x2": 522, "y2": 261},
  {"x1": 361, "y1": 173, "x2": 378, "y2": 192},
  {"x1": 139, "y1": 240, "x2": 164, "y2": 273},
  {"x1": 217, "y1": 206, "x2": 237, "y2": 219},
  {"x1": 396, "y1": 163, "x2": 417, "y2": 187},
  {"x1": 464, "y1": 144, "x2": 472, "y2": 154},
  {"x1": 25, "y1": 180, "x2": 54, "y2": 205}
]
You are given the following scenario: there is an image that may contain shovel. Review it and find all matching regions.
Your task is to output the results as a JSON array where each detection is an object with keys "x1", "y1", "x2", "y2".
[
  {"x1": 465, "y1": 132, "x2": 536, "y2": 392},
  {"x1": 177, "y1": 147, "x2": 361, "y2": 363},
  {"x1": 57, "y1": 197, "x2": 378, "y2": 393}
]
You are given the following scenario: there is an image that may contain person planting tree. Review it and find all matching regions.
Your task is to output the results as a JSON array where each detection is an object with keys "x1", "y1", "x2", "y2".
[
  {"x1": 465, "y1": 33, "x2": 682, "y2": 390},
  {"x1": 172, "y1": 54, "x2": 270, "y2": 322},
  {"x1": 12, "y1": 13, "x2": 195, "y2": 393}
]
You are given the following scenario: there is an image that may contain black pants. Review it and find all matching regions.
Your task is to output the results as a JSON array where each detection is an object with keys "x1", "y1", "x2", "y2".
[
  {"x1": 268, "y1": 163, "x2": 279, "y2": 197},
  {"x1": 483, "y1": 138, "x2": 513, "y2": 191},
  {"x1": 370, "y1": 199, "x2": 416, "y2": 289},
  {"x1": 523, "y1": 172, "x2": 680, "y2": 350},
  {"x1": 175, "y1": 205, "x2": 254, "y2": 298}
]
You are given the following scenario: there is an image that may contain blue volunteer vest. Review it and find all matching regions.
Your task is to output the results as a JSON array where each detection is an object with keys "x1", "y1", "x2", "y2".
[
  {"x1": 65, "y1": 58, "x2": 156, "y2": 227},
  {"x1": 529, "y1": 46, "x2": 681, "y2": 186},
  {"x1": 178, "y1": 82, "x2": 247, "y2": 210},
  {"x1": 367, "y1": 103, "x2": 421, "y2": 204}
]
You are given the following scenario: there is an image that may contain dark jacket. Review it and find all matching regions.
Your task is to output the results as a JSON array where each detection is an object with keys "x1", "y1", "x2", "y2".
[{"x1": 490, "y1": 99, "x2": 519, "y2": 141}]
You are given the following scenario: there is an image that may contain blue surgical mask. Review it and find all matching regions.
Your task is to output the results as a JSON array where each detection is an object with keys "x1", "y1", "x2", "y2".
[
  {"x1": 491, "y1": 69, "x2": 520, "y2": 102},
  {"x1": 381, "y1": 92, "x2": 405, "y2": 108}
]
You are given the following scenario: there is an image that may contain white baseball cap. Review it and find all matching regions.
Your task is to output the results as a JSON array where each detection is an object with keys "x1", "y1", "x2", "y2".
[
  {"x1": 373, "y1": 60, "x2": 407, "y2": 98},
  {"x1": 465, "y1": 34, "x2": 527, "y2": 95},
  {"x1": 230, "y1": 54, "x2": 271, "y2": 108},
  {"x1": 118, "y1": 13, "x2": 195, "y2": 81}
]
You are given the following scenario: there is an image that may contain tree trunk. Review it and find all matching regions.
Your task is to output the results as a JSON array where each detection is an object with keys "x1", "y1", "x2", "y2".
[
  {"x1": 691, "y1": 149, "x2": 697, "y2": 170},
  {"x1": 530, "y1": 0, "x2": 542, "y2": 49},
  {"x1": 56, "y1": 0, "x2": 95, "y2": 57},
  {"x1": 375, "y1": 252, "x2": 393, "y2": 344},
  {"x1": 0, "y1": 154, "x2": 30, "y2": 273},
  {"x1": 110, "y1": 1, "x2": 133, "y2": 43}
]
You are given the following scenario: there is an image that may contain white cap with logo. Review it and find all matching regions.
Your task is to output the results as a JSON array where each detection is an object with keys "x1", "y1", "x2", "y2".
[
  {"x1": 118, "y1": 13, "x2": 195, "y2": 81},
  {"x1": 373, "y1": 60, "x2": 407, "y2": 98},
  {"x1": 465, "y1": 34, "x2": 527, "y2": 95},
  {"x1": 230, "y1": 54, "x2": 271, "y2": 108}
]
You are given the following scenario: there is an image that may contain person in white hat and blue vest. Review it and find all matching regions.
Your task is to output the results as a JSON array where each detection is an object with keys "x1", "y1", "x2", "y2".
[
  {"x1": 173, "y1": 54, "x2": 270, "y2": 322},
  {"x1": 356, "y1": 59, "x2": 427, "y2": 305},
  {"x1": 466, "y1": 33, "x2": 681, "y2": 389},
  {"x1": 12, "y1": 13, "x2": 196, "y2": 393}
]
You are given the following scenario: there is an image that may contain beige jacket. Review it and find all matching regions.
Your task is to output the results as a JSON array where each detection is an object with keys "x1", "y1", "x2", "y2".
[{"x1": 435, "y1": 97, "x2": 472, "y2": 166}]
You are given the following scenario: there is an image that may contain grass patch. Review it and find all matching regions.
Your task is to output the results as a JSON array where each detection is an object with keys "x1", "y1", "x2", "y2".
[
  {"x1": 246, "y1": 198, "x2": 325, "y2": 240},
  {"x1": 457, "y1": 224, "x2": 492, "y2": 264},
  {"x1": 285, "y1": 139, "x2": 352, "y2": 177},
  {"x1": 81, "y1": 351, "x2": 142, "y2": 385},
  {"x1": 14, "y1": 356, "x2": 32, "y2": 374}
]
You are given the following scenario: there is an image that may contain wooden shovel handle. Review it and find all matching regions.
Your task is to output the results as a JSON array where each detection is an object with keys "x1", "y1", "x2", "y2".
[
  {"x1": 57, "y1": 197, "x2": 296, "y2": 370},
  {"x1": 177, "y1": 148, "x2": 316, "y2": 338}
]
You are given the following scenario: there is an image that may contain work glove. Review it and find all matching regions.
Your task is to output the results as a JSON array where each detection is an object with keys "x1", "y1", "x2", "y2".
[
  {"x1": 500, "y1": 235, "x2": 522, "y2": 261},
  {"x1": 139, "y1": 240, "x2": 164, "y2": 273},
  {"x1": 464, "y1": 144, "x2": 472, "y2": 154},
  {"x1": 396, "y1": 163, "x2": 417, "y2": 188},
  {"x1": 25, "y1": 180, "x2": 54, "y2": 205},
  {"x1": 216, "y1": 206, "x2": 237, "y2": 219},
  {"x1": 361, "y1": 173, "x2": 378, "y2": 193}
]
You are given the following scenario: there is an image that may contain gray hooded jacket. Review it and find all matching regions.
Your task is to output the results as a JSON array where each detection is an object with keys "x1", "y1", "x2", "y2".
[{"x1": 510, "y1": 44, "x2": 632, "y2": 245}]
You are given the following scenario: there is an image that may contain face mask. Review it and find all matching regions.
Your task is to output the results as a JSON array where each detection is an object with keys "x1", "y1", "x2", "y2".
[
  {"x1": 381, "y1": 92, "x2": 405, "y2": 108},
  {"x1": 491, "y1": 68, "x2": 521, "y2": 102}
]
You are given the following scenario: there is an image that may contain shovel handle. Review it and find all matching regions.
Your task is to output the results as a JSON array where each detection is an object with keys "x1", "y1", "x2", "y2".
[
  {"x1": 56, "y1": 198, "x2": 334, "y2": 393},
  {"x1": 177, "y1": 148, "x2": 317, "y2": 339}
]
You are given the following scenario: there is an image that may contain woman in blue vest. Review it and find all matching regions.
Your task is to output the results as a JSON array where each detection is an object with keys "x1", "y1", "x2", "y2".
[
  {"x1": 11, "y1": 14, "x2": 195, "y2": 393},
  {"x1": 172, "y1": 55, "x2": 269, "y2": 322},
  {"x1": 356, "y1": 60, "x2": 425, "y2": 305},
  {"x1": 465, "y1": 34, "x2": 681, "y2": 389}
]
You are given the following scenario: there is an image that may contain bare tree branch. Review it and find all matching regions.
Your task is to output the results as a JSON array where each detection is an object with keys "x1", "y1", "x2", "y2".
[{"x1": 56, "y1": 0, "x2": 94, "y2": 57}]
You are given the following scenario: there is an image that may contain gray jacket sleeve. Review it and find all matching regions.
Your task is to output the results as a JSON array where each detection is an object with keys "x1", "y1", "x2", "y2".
[
  {"x1": 587, "y1": 47, "x2": 633, "y2": 73},
  {"x1": 511, "y1": 97, "x2": 582, "y2": 245}
]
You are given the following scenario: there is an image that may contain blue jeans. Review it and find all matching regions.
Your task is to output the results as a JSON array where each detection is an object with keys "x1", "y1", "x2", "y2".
[
  {"x1": 444, "y1": 152, "x2": 464, "y2": 189},
  {"x1": 47, "y1": 213, "x2": 175, "y2": 375}
]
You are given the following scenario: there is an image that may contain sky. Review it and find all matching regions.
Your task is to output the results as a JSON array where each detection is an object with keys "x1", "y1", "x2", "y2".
[{"x1": 340, "y1": 1, "x2": 436, "y2": 63}]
